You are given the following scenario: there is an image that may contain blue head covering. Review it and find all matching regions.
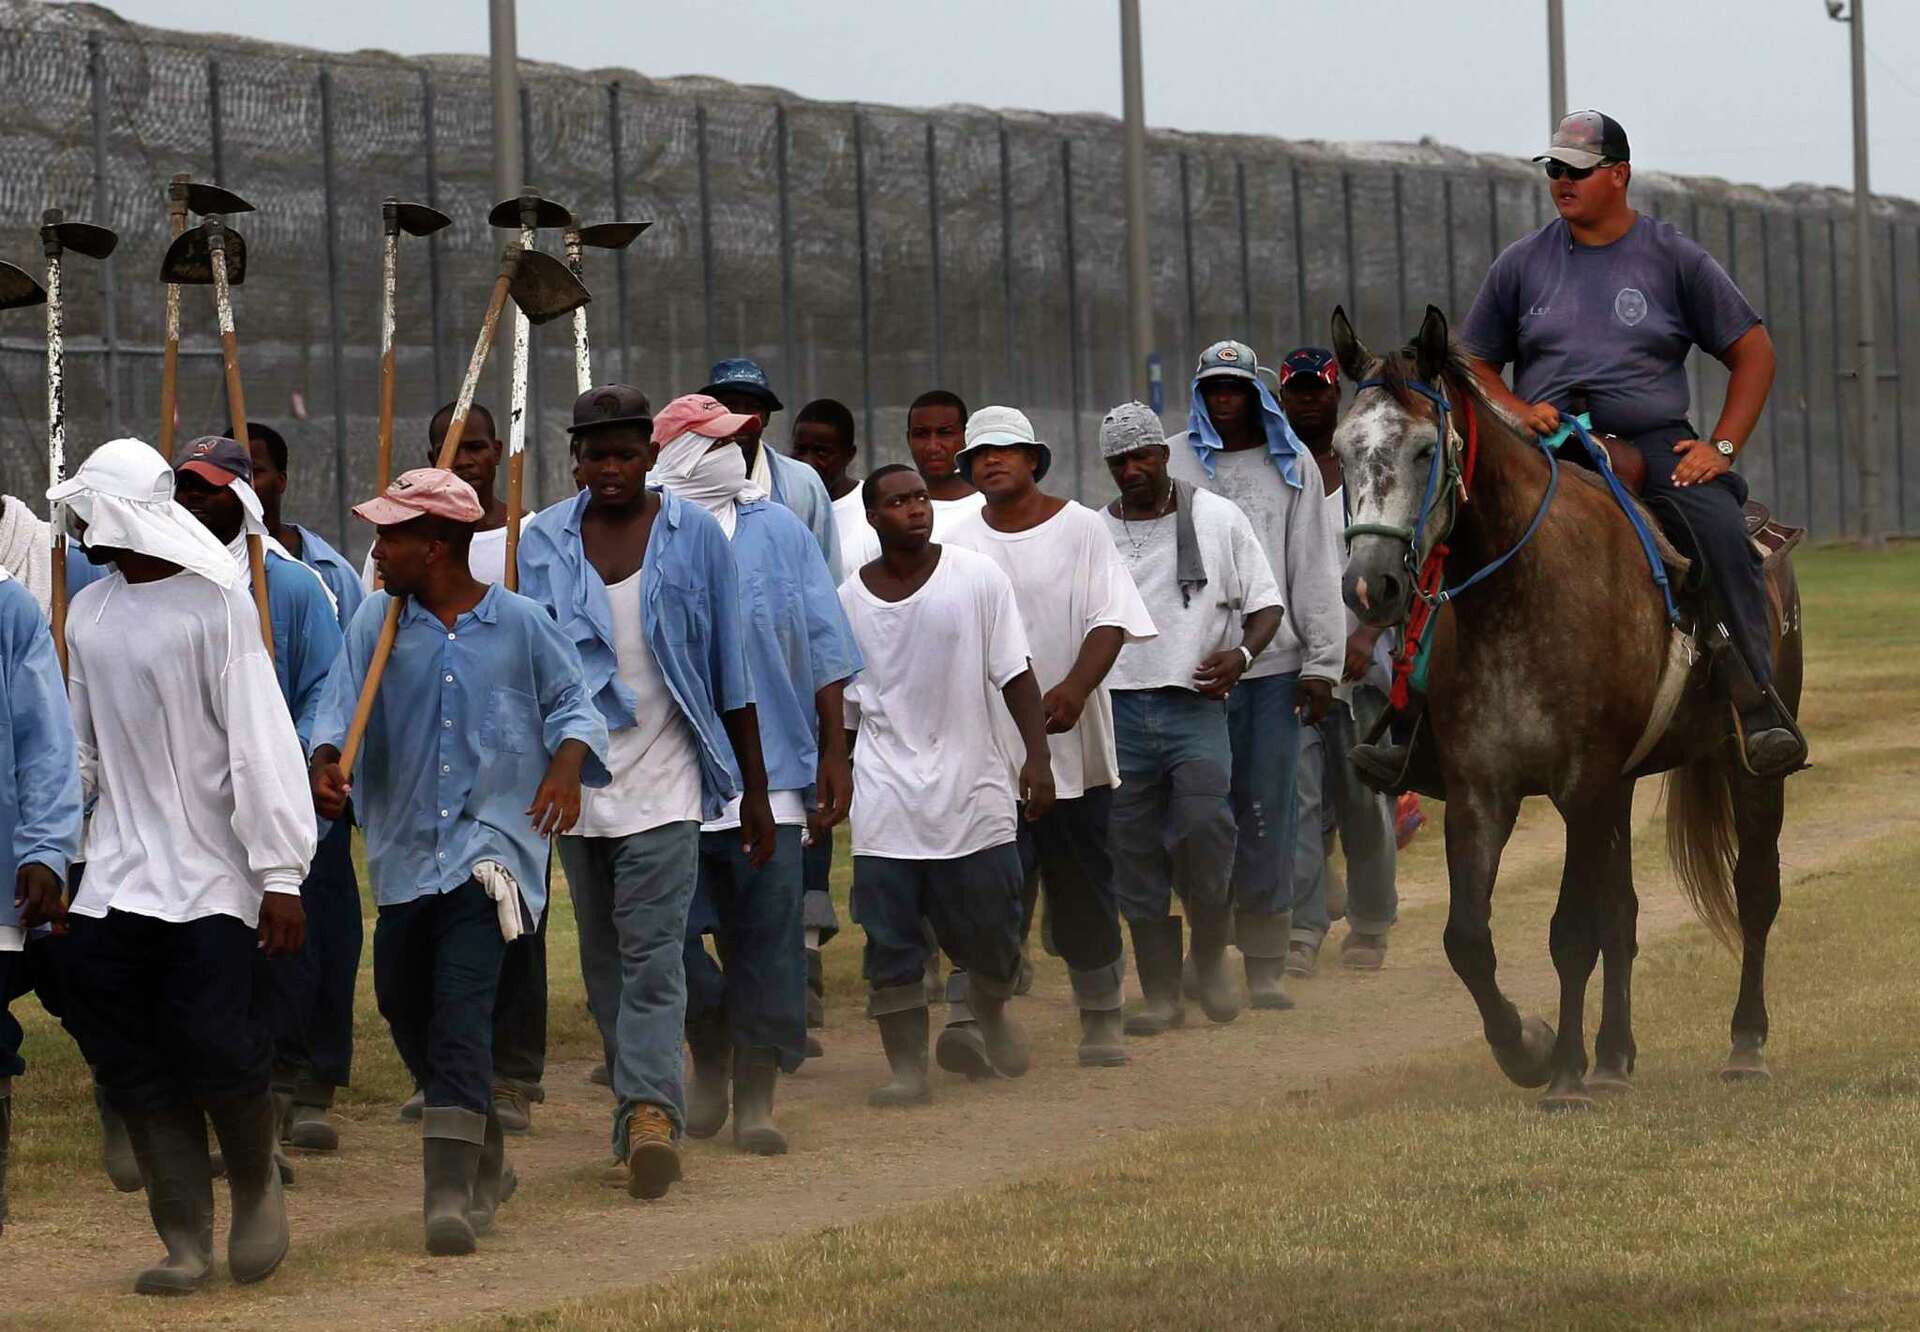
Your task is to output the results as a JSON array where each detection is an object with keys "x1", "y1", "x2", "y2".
[{"x1": 1183, "y1": 339, "x2": 1310, "y2": 488}]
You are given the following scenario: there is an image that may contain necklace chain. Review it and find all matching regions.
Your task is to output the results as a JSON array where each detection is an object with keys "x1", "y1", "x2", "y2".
[{"x1": 1119, "y1": 483, "x2": 1175, "y2": 557}]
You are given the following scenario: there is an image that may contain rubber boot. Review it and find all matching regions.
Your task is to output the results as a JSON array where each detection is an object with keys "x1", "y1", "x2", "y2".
[
  {"x1": 122, "y1": 1100, "x2": 215, "y2": 1296},
  {"x1": 1077, "y1": 1007, "x2": 1128, "y2": 1067},
  {"x1": 284, "y1": 1082, "x2": 339, "y2": 1152},
  {"x1": 468, "y1": 1109, "x2": 517, "y2": 1235},
  {"x1": 731, "y1": 1047, "x2": 789, "y2": 1156},
  {"x1": 869, "y1": 1007, "x2": 932, "y2": 1107},
  {"x1": 969, "y1": 981, "x2": 1031, "y2": 1079},
  {"x1": 684, "y1": 1014, "x2": 731, "y2": 1139},
  {"x1": 1185, "y1": 905, "x2": 1244, "y2": 1024},
  {"x1": 204, "y1": 1090, "x2": 290, "y2": 1284},
  {"x1": 420, "y1": 1108, "x2": 485, "y2": 1256},
  {"x1": 398, "y1": 1087, "x2": 424, "y2": 1122},
  {"x1": 1245, "y1": 956, "x2": 1295, "y2": 1011},
  {"x1": 269, "y1": 1088, "x2": 299, "y2": 1187},
  {"x1": 1124, "y1": 918, "x2": 1186, "y2": 1036},
  {"x1": 95, "y1": 1080, "x2": 144, "y2": 1192},
  {"x1": 935, "y1": 971, "x2": 993, "y2": 1081}
]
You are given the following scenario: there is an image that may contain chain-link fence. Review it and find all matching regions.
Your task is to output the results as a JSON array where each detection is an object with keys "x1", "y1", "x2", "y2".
[{"x1": 2, "y1": 0, "x2": 1915, "y2": 559}]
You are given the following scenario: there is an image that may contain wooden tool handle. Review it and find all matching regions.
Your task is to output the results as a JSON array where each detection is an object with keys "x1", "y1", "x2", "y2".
[
  {"x1": 336, "y1": 598, "x2": 401, "y2": 778},
  {"x1": 504, "y1": 451, "x2": 524, "y2": 592},
  {"x1": 50, "y1": 535, "x2": 68, "y2": 677}
]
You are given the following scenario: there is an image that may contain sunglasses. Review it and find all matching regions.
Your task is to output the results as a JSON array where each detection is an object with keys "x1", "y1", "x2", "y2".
[{"x1": 1543, "y1": 160, "x2": 1613, "y2": 182}]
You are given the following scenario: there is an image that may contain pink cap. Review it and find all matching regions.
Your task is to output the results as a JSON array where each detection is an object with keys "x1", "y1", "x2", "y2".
[
  {"x1": 351, "y1": 467, "x2": 484, "y2": 527},
  {"x1": 651, "y1": 393, "x2": 759, "y2": 446}
]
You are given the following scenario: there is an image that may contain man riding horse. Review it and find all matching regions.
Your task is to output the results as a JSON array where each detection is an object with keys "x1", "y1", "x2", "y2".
[{"x1": 1352, "y1": 109, "x2": 1807, "y2": 785}]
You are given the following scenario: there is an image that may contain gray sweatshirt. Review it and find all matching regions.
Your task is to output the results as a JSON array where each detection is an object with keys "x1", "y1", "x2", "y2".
[{"x1": 1164, "y1": 433, "x2": 1345, "y2": 683}]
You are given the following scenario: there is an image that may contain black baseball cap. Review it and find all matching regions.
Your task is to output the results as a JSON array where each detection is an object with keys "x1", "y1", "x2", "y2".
[
  {"x1": 1534, "y1": 110, "x2": 1631, "y2": 170},
  {"x1": 567, "y1": 384, "x2": 653, "y2": 436},
  {"x1": 1279, "y1": 347, "x2": 1339, "y2": 388}
]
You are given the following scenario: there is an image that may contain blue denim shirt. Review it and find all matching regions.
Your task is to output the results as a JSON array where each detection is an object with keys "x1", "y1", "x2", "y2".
[
  {"x1": 516, "y1": 487, "x2": 752, "y2": 822},
  {"x1": 728, "y1": 500, "x2": 862, "y2": 795},
  {"x1": 0, "y1": 576, "x2": 82, "y2": 931},
  {"x1": 290, "y1": 524, "x2": 366, "y2": 631},
  {"x1": 766, "y1": 446, "x2": 843, "y2": 580},
  {"x1": 262, "y1": 549, "x2": 344, "y2": 752},
  {"x1": 310, "y1": 583, "x2": 610, "y2": 920}
]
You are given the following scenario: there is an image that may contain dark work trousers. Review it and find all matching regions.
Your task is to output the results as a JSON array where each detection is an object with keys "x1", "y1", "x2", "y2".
[
  {"x1": 685, "y1": 826, "x2": 807, "y2": 1072},
  {"x1": 257, "y1": 818, "x2": 362, "y2": 1098},
  {"x1": 1019, "y1": 787, "x2": 1125, "y2": 1010},
  {"x1": 490, "y1": 849, "x2": 550, "y2": 1098},
  {"x1": 373, "y1": 879, "x2": 508, "y2": 1119},
  {"x1": 63, "y1": 909, "x2": 272, "y2": 1114},
  {"x1": 1, "y1": 937, "x2": 68, "y2": 1080},
  {"x1": 801, "y1": 825, "x2": 840, "y2": 946},
  {"x1": 1598, "y1": 421, "x2": 1773, "y2": 689},
  {"x1": 853, "y1": 844, "x2": 1026, "y2": 996}
]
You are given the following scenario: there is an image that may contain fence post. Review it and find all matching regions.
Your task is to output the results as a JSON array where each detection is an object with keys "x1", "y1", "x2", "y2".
[
  {"x1": 1485, "y1": 176, "x2": 1499, "y2": 270},
  {"x1": 86, "y1": 33, "x2": 120, "y2": 439},
  {"x1": 1235, "y1": 159, "x2": 1252, "y2": 333},
  {"x1": 1341, "y1": 169, "x2": 1358, "y2": 321},
  {"x1": 1062, "y1": 137, "x2": 1083, "y2": 492},
  {"x1": 697, "y1": 103, "x2": 716, "y2": 374},
  {"x1": 1828, "y1": 215, "x2": 1848, "y2": 532},
  {"x1": 1887, "y1": 219, "x2": 1907, "y2": 533},
  {"x1": 853, "y1": 110, "x2": 873, "y2": 446},
  {"x1": 1179, "y1": 152, "x2": 1196, "y2": 360},
  {"x1": 1760, "y1": 209, "x2": 1783, "y2": 501},
  {"x1": 1443, "y1": 176, "x2": 1459, "y2": 317},
  {"x1": 775, "y1": 103, "x2": 794, "y2": 399},
  {"x1": 926, "y1": 120, "x2": 943, "y2": 387},
  {"x1": 422, "y1": 69, "x2": 447, "y2": 408},
  {"x1": 999, "y1": 119, "x2": 1017, "y2": 398},
  {"x1": 1290, "y1": 160, "x2": 1308, "y2": 348},
  {"x1": 1392, "y1": 170, "x2": 1409, "y2": 333},
  {"x1": 609, "y1": 81, "x2": 633, "y2": 384},
  {"x1": 1795, "y1": 213, "x2": 1816, "y2": 536},
  {"x1": 319, "y1": 69, "x2": 351, "y2": 547},
  {"x1": 208, "y1": 58, "x2": 226, "y2": 182}
]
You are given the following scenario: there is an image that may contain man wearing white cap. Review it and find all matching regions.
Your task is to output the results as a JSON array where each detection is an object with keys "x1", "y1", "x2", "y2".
[
  {"x1": 52, "y1": 438, "x2": 314, "y2": 1296},
  {"x1": 947, "y1": 406, "x2": 1156, "y2": 1068},
  {"x1": 1164, "y1": 340, "x2": 1343, "y2": 1010},
  {"x1": 1097, "y1": 402, "x2": 1282, "y2": 1034}
]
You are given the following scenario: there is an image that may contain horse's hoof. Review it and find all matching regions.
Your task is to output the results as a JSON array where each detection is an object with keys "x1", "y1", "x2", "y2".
[
  {"x1": 1538, "y1": 1086, "x2": 1595, "y2": 1114},
  {"x1": 1491, "y1": 1016, "x2": 1556, "y2": 1089},
  {"x1": 1721, "y1": 1044, "x2": 1771, "y2": 1084},
  {"x1": 1586, "y1": 1065, "x2": 1633, "y2": 1095}
]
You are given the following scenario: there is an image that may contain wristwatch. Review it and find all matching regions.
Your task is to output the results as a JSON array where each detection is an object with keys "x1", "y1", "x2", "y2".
[
  {"x1": 1236, "y1": 645, "x2": 1255, "y2": 670},
  {"x1": 1713, "y1": 438, "x2": 1737, "y2": 458}
]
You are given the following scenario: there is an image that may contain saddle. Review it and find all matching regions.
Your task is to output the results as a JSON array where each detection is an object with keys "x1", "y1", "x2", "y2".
[{"x1": 1566, "y1": 427, "x2": 1804, "y2": 569}]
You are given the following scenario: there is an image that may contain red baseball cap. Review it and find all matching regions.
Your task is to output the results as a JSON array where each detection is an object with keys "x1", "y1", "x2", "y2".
[
  {"x1": 651, "y1": 393, "x2": 760, "y2": 446},
  {"x1": 352, "y1": 467, "x2": 484, "y2": 526}
]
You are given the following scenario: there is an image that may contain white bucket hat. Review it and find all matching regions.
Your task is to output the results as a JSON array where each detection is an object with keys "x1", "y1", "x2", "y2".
[{"x1": 955, "y1": 405, "x2": 1052, "y2": 483}]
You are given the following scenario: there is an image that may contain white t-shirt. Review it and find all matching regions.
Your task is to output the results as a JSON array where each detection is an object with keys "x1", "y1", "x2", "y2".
[
  {"x1": 840, "y1": 546, "x2": 1033, "y2": 860},
  {"x1": 837, "y1": 489, "x2": 987, "y2": 582},
  {"x1": 1102, "y1": 487, "x2": 1282, "y2": 693},
  {"x1": 948, "y1": 501, "x2": 1157, "y2": 800},
  {"x1": 573, "y1": 567, "x2": 704, "y2": 839},
  {"x1": 66, "y1": 572, "x2": 316, "y2": 927},
  {"x1": 360, "y1": 524, "x2": 509, "y2": 592},
  {"x1": 830, "y1": 488, "x2": 868, "y2": 579}
]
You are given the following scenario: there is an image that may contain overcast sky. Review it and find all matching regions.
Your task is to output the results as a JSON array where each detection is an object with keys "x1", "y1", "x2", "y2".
[{"x1": 86, "y1": 0, "x2": 1920, "y2": 201}]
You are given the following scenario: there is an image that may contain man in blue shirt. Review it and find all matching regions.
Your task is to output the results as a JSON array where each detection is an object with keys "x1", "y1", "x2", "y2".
[
  {"x1": 700, "y1": 358, "x2": 842, "y2": 578},
  {"x1": 309, "y1": 467, "x2": 608, "y2": 1256},
  {"x1": 0, "y1": 570, "x2": 84, "y2": 1237},
  {"x1": 521, "y1": 385, "x2": 778, "y2": 1199},
  {"x1": 650, "y1": 392, "x2": 861, "y2": 1157},
  {"x1": 238, "y1": 421, "x2": 365, "y2": 631}
]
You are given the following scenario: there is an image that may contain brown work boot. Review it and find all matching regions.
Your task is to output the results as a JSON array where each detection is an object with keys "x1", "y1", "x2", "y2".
[
  {"x1": 1285, "y1": 939, "x2": 1320, "y2": 979},
  {"x1": 625, "y1": 1105, "x2": 681, "y2": 1201},
  {"x1": 491, "y1": 1083, "x2": 533, "y2": 1135},
  {"x1": 1339, "y1": 931, "x2": 1389, "y2": 971}
]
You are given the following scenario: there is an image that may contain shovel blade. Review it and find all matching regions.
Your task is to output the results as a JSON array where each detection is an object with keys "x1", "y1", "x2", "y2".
[
  {"x1": 183, "y1": 181, "x2": 254, "y2": 216},
  {"x1": 159, "y1": 226, "x2": 248, "y2": 286},
  {"x1": 49, "y1": 221, "x2": 119, "y2": 260},
  {"x1": 394, "y1": 202, "x2": 453, "y2": 237},
  {"x1": 488, "y1": 194, "x2": 573, "y2": 231},
  {"x1": 0, "y1": 261, "x2": 48, "y2": 310},
  {"x1": 510, "y1": 249, "x2": 590, "y2": 326},
  {"x1": 577, "y1": 221, "x2": 651, "y2": 250}
]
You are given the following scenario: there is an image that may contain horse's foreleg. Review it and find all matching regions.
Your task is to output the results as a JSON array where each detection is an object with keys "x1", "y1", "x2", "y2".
[
  {"x1": 1441, "y1": 789, "x2": 1549, "y2": 1087},
  {"x1": 1724, "y1": 769, "x2": 1784, "y2": 1082},
  {"x1": 1541, "y1": 785, "x2": 1634, "y2": 1110}
]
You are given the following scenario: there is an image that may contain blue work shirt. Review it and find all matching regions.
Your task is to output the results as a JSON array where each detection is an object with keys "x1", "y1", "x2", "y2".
[
  {"x1": 290, "y1": 524, "x2": 366, "y2": 631},
  {"x1": 0, "y1": 575, "x2": 82, "y2": 932},
  {"x1": 257, "y1": 547, "x2": 344, "y2": 751},
  {"x1": 766, "y1": 446, "x2": 843, "y2": 580},
  {"x1": 310, "y1": 583, "x2": 610, "y2": 921},
  {"x1": 517, "y1": 487, "x2": 752, "y2": 822},
  {"x1": 728, "y1": 499, "x2": 862, "y2": 795}
]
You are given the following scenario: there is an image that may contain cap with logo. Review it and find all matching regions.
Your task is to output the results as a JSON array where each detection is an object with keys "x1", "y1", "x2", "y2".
[
  {"x1": 699, "y1": 357, "x2": 783, "y2": 414},
  {"x1": 651, "y1": 393, "x2": 762, "y2": 447},
  {"x1": 175, "y1": 435, "x2": 255, "y2": 489},
  {"x1": 955, "y1": 405, "x2": 1052, "y2": 482},
  {"x1": 1193, "y1": 339, "x2": 1267, "y2": 385},
  {"x1": 1098, "y1": 401, "x2": 1166, "y2": 459},
  {"x1": 351, "y1": 467, "x2": 484, "y2": 526},
  {"x1": 567, "y1": 384, "x2": 654, "y2": 437},
  {"x1": 1534, "y1": 110, "x2": 1631, "y2": 170},
  {"x1": 1278, "y1": 347, "x2": 1339, "y2": 388}
]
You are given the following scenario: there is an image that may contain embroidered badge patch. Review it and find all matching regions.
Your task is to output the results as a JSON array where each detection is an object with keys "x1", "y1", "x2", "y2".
[{"x1": 1614, "y1": 287, "x2": 1649, "y2": 327}]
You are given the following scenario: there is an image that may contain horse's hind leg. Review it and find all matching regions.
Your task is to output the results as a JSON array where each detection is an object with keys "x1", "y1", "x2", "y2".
[
  {"x1": 1441, "y1": 789, "x2": 1551, "y2": 1087},
  {"x1": 1539, "y1": 785, "x2": 1633, "y2": 1111},
  {"x1": 1724, "y1": 769, "x2": 1784, "y2": 1082},
  {"x1": 1589, "y1": 789, "x2": 1639, "y2": 1093}
]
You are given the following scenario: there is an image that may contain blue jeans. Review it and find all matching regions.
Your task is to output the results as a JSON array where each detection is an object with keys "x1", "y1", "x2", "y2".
[
  {"x1": 802, "y1": 825, "x2": 839, "y2": 945},
  {"x1": 259, "y1": 818, "x2": 362, "y2": 1096},
  {"x1": 1226, "y1": 672, "x2": 1304, "y2": 957},
  {"x1": 559, "y1": 821, "x2": 700, "y2": 1154},
  {"x1": 1291, "y1": 692, "x2": 1398, "y2": 946},
  {"x1": 686, "y1": 825, "x2": 807, "y2": 1072},
  {"x1": 1109, "y1": 688, "x2": 1237, "y2": 923},
  {"x1": 853, "y1": 844, "x2": 1026, "y2": 1014},
  {"x1": 372, "y1": 880, "x2": 508, "y2": 1125}
]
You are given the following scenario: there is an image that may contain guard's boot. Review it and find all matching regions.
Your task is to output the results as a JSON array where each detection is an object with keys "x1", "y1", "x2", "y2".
[
  {"x1": 684, "y1": 1014, "x2": 731, "y2": 1139},
  {"x1": 805, "y1": 948, "x2": 826, "y2": 1029},
  {"x1": 94, "y1": 1080, "x2": 144, "y2": 1192},
  {"x1": 467, "y1": 1109, "x2": 516, "y2": 1235},
  {"x1": 0, "y1": 1084, "x2": 12, "y2": 1235},
  {"x1": 1349, "y1": 739, "x2": 1412, "y2": 793},
  {"x1": 284, "y1": 1082, "x2": 339, "y2": 1152},
  {"x1": 969, "y1": 979, "x2": 1031, "y2": 1079},
  {"x1": 1124, "y1": 917, "x2": 1186, "y2": 1036},
  {"x1": 122, "y1": 1100, "x2": 215, "y2": 1296},
  {"x1": 204, "y1": 1090, "x2": 290, "y2": 1284},
  {"x1": 421, "y1": 1108, "x2": 485, "y2": 1256},
  {"x1": 1185, "y1": 905, "x2": 1243, "y2": 1024},
  {"x1": 624, "y1": 1105, "x2": 681, "y2": 1200},
  {"x1": 1077, "y1": 1007, "x2": 1128, "y2": 1067},
  {"x1": 869, "y1": 1007, "x2": 932, "y2": 1106},
  {"x1": 731, "y1": 1048, "x2": 788, "y2": 1156},
  {"x1": 1736, "y1": 695, "x2": 1809, "y2": 779}
]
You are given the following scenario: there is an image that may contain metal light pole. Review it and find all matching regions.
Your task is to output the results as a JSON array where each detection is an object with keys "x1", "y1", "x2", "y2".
[
  {"x1": 1546, "y1": 0, "x2": 1567, "y2": 130},
  {"x1": 490, "y1": 0, "x2": 522, "y2": 421},
  {"x1": 1830, "y1": 0, "x2": 1881, "y2": 548},
  {"x1": 1119, "y1": 0, "x2": 1157, "y2": 407}
]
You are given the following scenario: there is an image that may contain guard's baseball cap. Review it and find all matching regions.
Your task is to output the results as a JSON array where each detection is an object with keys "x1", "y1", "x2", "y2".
[
  {"x1": 1534, "y1": 110, "x2": 1631, "y2": 170},
  {"x1": 352, "y1": 467, "x2": 484, "y2": 526},
  {"x1": 175, "y1": 435, "x2": 255, "y2": 488},
  {"x1": 1278, "y1": 347, "x2": 1339, "y2": 388}
]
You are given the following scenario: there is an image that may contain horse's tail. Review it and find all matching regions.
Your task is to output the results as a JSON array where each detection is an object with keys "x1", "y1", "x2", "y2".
[{"x1": 1664, "y1": 754, "x2": 1740, "y2": 951}]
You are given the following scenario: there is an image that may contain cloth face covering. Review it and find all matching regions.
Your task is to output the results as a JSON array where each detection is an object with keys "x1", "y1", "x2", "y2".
[{"x1": 651, "y1": 428, "x2": 767, "y2": 538}]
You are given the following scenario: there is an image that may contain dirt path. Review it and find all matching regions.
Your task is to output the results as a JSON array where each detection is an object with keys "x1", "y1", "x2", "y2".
[{"x1": 4, "y1": 719, "x2": 1896, "y2": 1330}]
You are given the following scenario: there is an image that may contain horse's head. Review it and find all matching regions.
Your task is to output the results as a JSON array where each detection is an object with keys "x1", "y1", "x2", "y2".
[{"x1": 1330, "y1": 304, "x2": 1463, "y2": 628}]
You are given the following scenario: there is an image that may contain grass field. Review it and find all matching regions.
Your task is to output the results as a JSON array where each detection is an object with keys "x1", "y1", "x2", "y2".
[{"x1": 3, "y1": 541, "x2": 1916, "y2": 1330}]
